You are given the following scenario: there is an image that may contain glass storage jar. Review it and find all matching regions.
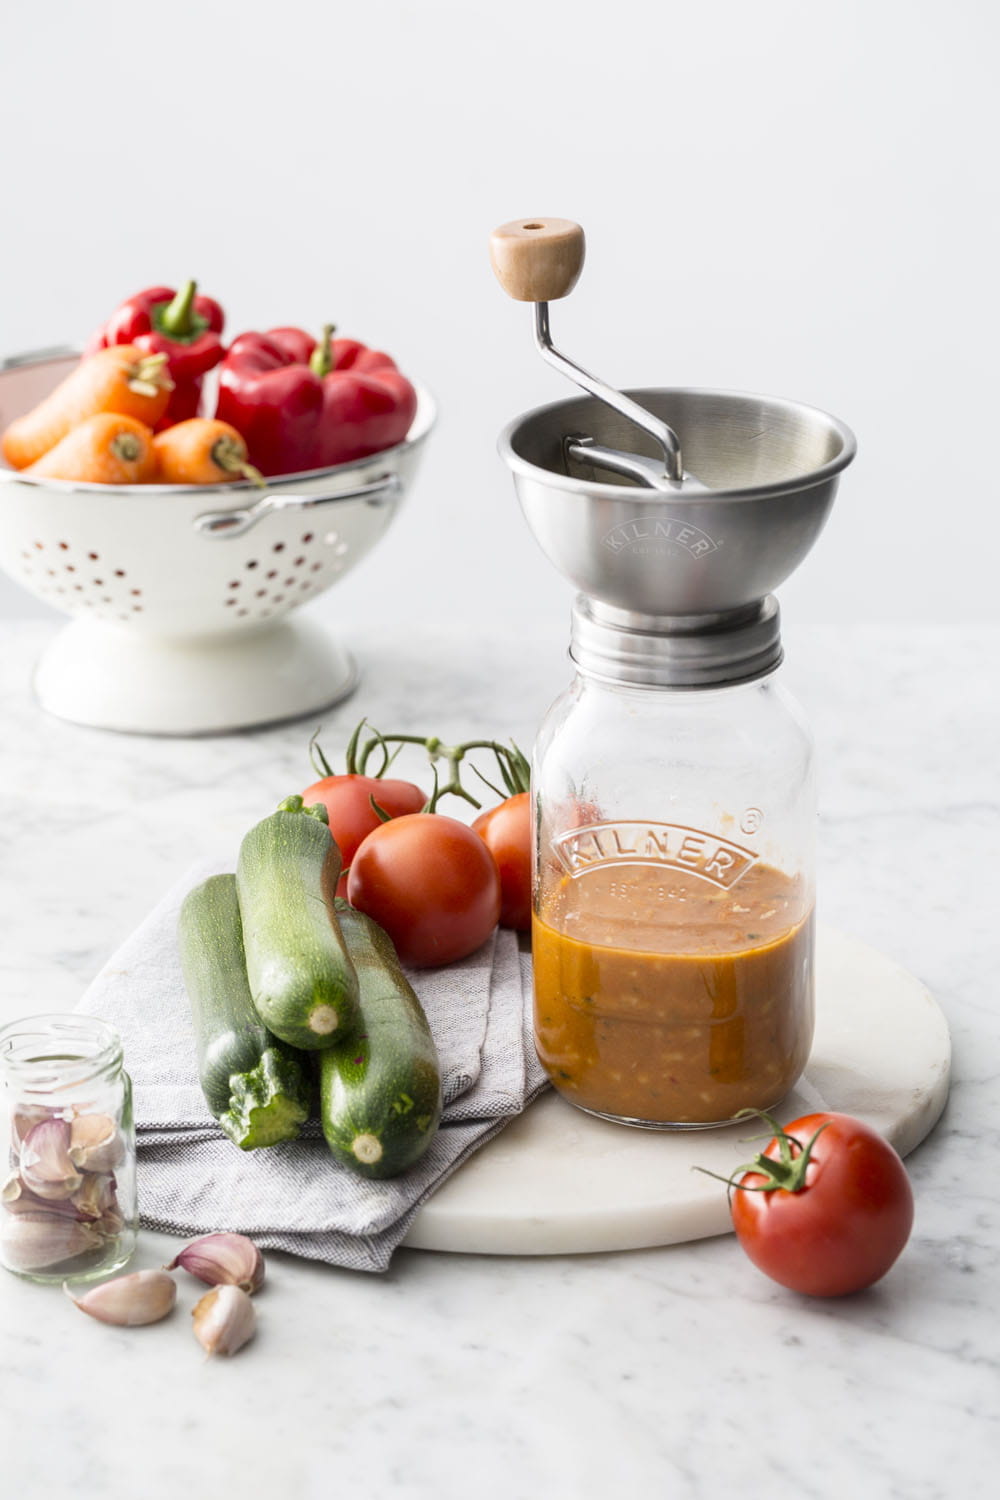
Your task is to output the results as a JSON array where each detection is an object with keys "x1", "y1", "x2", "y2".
[
  {"x1": 532, "y1": 604, "x2": 816, "y2": 1129},
  {"x1": 1, "y1": 1015, "x2": 138, "y2": 1282}
]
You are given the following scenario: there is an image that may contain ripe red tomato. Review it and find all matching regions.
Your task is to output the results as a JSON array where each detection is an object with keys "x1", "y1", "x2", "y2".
[
  {"x1": 302, "y1": 774, "x2": 425, "y2": 895},
  {"x1": 472, "y1": 792, "x2": 532, "y2": 932},
  {"x1": 347, "y1": 813, "x2": 502, "y2": 968},
  {"x1": 730, "y1": 1112, "x2": 914, "y2": 1297}
]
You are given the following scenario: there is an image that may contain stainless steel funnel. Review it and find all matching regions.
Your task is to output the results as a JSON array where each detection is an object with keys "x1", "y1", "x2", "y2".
[
  {"x1": 500, "y1": 385, "x2": 854, "y2": 617},
  {"x1": 490, "y1": 218, "x2": 856, "y2": 680}
]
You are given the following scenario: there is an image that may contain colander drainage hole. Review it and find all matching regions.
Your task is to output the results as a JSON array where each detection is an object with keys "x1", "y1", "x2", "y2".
[
  {"x1": 266, "y1": 569, "x2": 278, "y2": 579},
  {"x1": 324, "y1": 531, "x2": 338, "y2": 545},
  {"x1": 245, "y1": 559, "x2": 258, "y2": 570},
  {"x1": 114, "y1": 569, "x2": 125, "y2": 578},
  {"x1": 58, "y1": 541, "x2": 68, "y2": 551},
  {"x1": 310, "y1": 562, "x2": 322, "y2": 572},
  {"x1": 273, "y1": 542, "x2": 285, "y2": 553},
  {"x1": 302, "y1": 532, "x2": 314, "y2": 544}
]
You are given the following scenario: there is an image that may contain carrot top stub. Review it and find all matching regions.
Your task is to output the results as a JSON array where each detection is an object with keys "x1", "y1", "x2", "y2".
[{"x1": 1, "y1": 345, "x2": 174, "y2": 470}]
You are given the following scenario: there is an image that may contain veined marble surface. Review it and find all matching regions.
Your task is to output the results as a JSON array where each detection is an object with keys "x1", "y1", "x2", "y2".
[{"x1": 0, "y1": 616, "x2": 996, "y2": 1500}]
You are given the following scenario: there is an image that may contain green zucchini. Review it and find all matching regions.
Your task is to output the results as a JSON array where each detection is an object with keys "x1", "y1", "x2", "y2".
[
  {"x1": 178, "y1": 874, "x2": 310, "y2": 1150},
  {"x1": 236, "y1": 798, "x2": 360, "y2": 1050},
  {"x1": 320, "y1": 903, "x2": 442, "y2": 1179}
]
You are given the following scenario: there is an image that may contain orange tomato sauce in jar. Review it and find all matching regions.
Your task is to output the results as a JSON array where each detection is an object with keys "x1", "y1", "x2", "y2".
[{"x1": 532, "y1": 861, "x2": 814, "y2": 1127}]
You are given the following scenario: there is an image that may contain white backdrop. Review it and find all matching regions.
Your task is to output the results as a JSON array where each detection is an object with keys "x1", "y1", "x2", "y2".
[{"x1": 1, "y1": 0, "x2": 996, "y2": 634}]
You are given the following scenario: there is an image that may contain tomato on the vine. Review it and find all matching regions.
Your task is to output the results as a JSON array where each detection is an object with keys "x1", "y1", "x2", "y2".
[
  {"x1": 303, "y1": 724, "x2": 426, "y2": 895},
  {"x1": 472, "y1": 792, "x2": 532, "y2": 931},
  {"x1": 302, "y1": 773, "x2": 426, "y2": 867},
  {"x1": 728, "y1": 1111, "x2": 914, "y2": 1297},
  {"x1": 347, "y1": 813, "x2": 502, "y2": 967}
]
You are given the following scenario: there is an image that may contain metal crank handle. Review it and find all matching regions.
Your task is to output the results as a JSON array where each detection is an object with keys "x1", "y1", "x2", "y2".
[
  {"x1": 489, "y1": 217, "x2": 684, "y2": 483},
  {"x1": 194, "y1": 472, "x2": 401, "y2": 539},
  {"x1": 564, "y1": 436, "x2": 711, "y2": 494}
]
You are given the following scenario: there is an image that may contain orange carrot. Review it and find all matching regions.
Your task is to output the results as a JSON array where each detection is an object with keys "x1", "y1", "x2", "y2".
[
  {"x1": 151, "y1": 418, "x2": 263, "y2": 486},
  {"x1": 25, "y1": 414, "x2": 157, "y2": 485},
  {"x1": 1, "y1": 345, "x2": 174, "y2": 470}
]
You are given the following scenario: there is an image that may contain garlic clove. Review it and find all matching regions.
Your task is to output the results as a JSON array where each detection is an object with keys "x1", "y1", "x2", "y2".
[
  {"x1": 96, "y1": 1207, "x2": 125, "y2": 1239},
  {"x1": 165, "y1": 1232, "x2": 265, "y2": 1294},
  {"x1": 2, "y1": 1174, "x2": 82, "y2": 1219},
  {"x1": 70, "y1": 1173, "x2": 115, "y2": 1222},
  {"x1": 191, "y1": 1284, "x2": 256, "y2": 1356},
  {"x1": 67, "y1": 1269, "x2": 177, "y2": 1326},
  {"x1": 2, "y1": 1213, "x2": 102, "y2": 1272},
  {"x1": 19, "y1": 1118, "x2": 83, "y2": 1201},
  {"x1": 68, "y1": 1114, "x2": 124, "y2": 1173},
  {"x1": 11, "y1": 1104, "x2": 61, "y2": 1151},
  {"x1": 1, "y1": 1174, "x2": 24, "y2": 1206}
]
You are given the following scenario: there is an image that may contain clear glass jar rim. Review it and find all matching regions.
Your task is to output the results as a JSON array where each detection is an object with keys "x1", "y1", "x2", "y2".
[{"x1": 0, "y1": 1014, "x2": 123, "y2": 1090}]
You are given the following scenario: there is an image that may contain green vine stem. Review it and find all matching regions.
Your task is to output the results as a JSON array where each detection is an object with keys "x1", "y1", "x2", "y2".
[{"x1": 308, "y1": 722, "x2": 530, "y2": 814}]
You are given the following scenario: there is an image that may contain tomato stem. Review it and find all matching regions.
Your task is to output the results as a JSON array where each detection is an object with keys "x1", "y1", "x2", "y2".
[
  {"x1": 309, "y1": 728, "x2": 336, "y2": 780},
  {"x1": 694, "y1": 1109, "x2": 830, "y2": 1199}
]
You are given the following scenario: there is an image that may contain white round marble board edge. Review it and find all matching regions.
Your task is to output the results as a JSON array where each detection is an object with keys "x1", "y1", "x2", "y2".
[{"x1": 402, "y1": 924, "x2": 952, "y2": 1257}]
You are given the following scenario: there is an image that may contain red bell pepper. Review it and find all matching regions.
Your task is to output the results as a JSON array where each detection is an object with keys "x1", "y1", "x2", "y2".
[
  {"x1": 85, "y1": 280, "x2": 225, "y2": 427},
  {"x1": 215, "y1": 325, "x2": 417, "y2": 477}
]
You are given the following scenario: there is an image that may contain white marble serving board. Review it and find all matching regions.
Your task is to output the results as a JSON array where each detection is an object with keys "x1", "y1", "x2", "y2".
[{"x1": 403, "y1": 925, "x2": 951, "y2": 1256}]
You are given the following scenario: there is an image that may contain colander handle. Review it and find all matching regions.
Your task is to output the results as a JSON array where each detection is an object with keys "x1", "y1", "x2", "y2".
[{"x1": 194, "y1": 472, "x2": 401, "y2": 538}]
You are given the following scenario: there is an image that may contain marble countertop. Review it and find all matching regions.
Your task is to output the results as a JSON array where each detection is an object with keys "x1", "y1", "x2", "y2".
[{"x1": 1, "y1": 615, "x2": 997, "y2": 1499}]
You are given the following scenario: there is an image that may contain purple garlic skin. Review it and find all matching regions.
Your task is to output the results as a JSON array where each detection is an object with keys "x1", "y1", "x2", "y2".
[
  {"x1": 2, "y1": 1214, "x2": 102, "y2": 1272},
  {"x1": 166, "y1": 1233, "x2": 265, "y2": 1295},
  {"x1": 2, "y1": 1174, "x2": 83, "y2": 1220},
  {"x1": 191, "y1": 1284, "x2": 256, "y2": 1356},
  {"x1": 19, "y1": 1118, "x2": 83, "y2": 1201},
  {"x1": 67, "y1": 1269, "x2": 177, "y2": 1326}
]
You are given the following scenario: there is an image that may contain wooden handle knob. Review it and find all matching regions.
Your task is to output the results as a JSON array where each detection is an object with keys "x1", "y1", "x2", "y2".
[{"x1": 489, "y1": 218, "x2": 585, "y2": 302}]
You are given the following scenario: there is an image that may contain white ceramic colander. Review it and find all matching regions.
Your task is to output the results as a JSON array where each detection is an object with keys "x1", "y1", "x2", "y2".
[{"x1": 0, "y1": 350, "x2": 435, "y2": 734}]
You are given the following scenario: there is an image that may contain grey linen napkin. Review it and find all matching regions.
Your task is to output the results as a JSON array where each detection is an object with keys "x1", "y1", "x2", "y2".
[{"x1": 77, "y1": 860, "x2": 548, "y2": 1272}]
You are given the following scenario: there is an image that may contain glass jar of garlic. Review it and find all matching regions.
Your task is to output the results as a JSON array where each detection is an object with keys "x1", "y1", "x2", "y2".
[{"x1": 1, "y1": 1015, "x2": 137, "y2": 1283}]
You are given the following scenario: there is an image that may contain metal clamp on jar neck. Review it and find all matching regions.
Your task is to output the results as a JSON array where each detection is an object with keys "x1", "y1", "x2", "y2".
[{"x1": 569, "y1": 595, "x2": 784, "y2": 690}]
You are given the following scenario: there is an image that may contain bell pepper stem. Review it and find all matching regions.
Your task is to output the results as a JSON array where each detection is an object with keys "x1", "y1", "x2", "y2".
[
  {"x1": 309, "y1": 324, "x2": 337, "y2": 377},
  {"x1": 158, "y1": 279, "x2": 199, "y2": 337}
]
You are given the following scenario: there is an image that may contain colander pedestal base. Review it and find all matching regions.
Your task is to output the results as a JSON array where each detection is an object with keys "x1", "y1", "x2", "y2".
[{"x1": 33, "y1": 616, "x2": 358, "y2": 736}]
